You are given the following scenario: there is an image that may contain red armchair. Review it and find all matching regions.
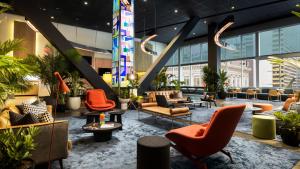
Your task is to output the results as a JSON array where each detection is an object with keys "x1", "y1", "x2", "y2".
[
  {"x1": 85, "y1": 89, "x2": 115, "y2": 111},
  {"x1": 165, "y1": 105, "x2": 246, "y2": 167}
]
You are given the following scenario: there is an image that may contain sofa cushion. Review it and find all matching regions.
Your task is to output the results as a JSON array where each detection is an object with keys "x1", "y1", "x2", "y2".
[
  {"x1": 23, "y1": 101, "x2": 47, "y2": 115},
  {"x1": 170, "y1": 107, "x2": 189, "y2": 115},
  {"x1": 0, "y1": 110, "x2": 11, "y2": 128},
  {"x1": 37, "y1": 112, "x2": 54, "y2": 123},
  {"x1": 9, "y1": 111, "x2": 39, "y2": 126}
]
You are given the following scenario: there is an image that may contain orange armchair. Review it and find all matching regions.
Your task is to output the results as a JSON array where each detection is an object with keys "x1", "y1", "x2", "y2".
[
  {"x1": 85, "y1": 89, "x2": 115, "y2": 111},
  {"x1": 165, "y1": 105, "x2": 245, "y2": 166}
]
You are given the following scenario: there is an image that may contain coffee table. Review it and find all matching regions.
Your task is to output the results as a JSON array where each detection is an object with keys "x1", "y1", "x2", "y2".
[
  {"x1": 178, "y1": 101, "x2": 205, "y2": 109},
  {"x1": 82, "y1": 122, "x2": 122, "y2": 142}
]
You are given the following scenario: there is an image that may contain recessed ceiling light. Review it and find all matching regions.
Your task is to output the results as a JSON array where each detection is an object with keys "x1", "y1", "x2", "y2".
[
  {"x1": 174, "y1": 27, "x2": 177, "y2": 30},
  {"x1": 84, "y1": 1, "x2": 88, "y2": 5},
  {"x1": 193, "y1": 32, "x2": 196, "y2": 35},
  {"x1": 203, "y1": 20, "x2": 207, "y2": 24},
  {"x1": 56, "y1": 7, "x2": 60, "y2": 10},
  {"x1": 143, "y1": 0, "x2": 147, "y2": 2},
  {"x1": 106, "y1": 22, "x2": 111, "y2": 26},
  {"x1": 231, "y1": 6, "x2": 235, "y2": 10},
  {"x1": 42, "y1": 8, "x2": 46, "y2": 11},
  {"x1": 50, "y1": 16, "x2": 55, "y2": 19},
  {"x1": 174, "y1": 9, "x2": 178, "y2": 13}
]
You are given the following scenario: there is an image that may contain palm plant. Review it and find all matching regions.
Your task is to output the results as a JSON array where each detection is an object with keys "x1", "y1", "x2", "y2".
[
  {"x1": 0, "y1": 39, "x2": 38, "y2": 105},
  {"x1": 218, "y1": 69, "x2": 228, "y2": 92},
  {"x1": 202, "y1": 66, "x2": 219, "y2": 93},
  {"x1": 152, "y1": 67, "x2": 173, "y2": 90}
]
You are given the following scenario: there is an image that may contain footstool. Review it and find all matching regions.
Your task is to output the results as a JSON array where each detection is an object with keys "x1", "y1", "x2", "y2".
[
  {"x1": 252, "y1": 115, "x2": 276, "y2": 139},
  {"x1": 137, "y1": 136, "x2": 170, "y2": 169},
  {"x1": 253, "y1": 103, "x2": 273, "y2": 114}
]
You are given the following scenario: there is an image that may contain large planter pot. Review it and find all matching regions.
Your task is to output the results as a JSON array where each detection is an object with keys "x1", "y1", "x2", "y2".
[
  {"x1": 67, "y1": 97, "x2": 81, "y2": 110},
  {"x1": 119, "y1": 98, "x2": 130, "y2": 110},
  {"x1": 217, "y1": 91, "x2": 227, "y2": 100},
  {"x1": 280, "y1": 128, "x2": 300, "y2": 147}
]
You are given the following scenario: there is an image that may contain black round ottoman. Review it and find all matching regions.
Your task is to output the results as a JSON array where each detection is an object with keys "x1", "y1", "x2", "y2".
[{"x1": 137, "y1": 136, "x2": 170, "y2": 169}]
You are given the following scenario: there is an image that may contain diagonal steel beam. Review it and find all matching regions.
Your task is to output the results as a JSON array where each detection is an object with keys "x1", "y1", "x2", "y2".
[
  {"x1": 12, "y1": 0, "x2": 115, "y2": 98},
  {"x1": 138, "y1": 16, "x2": 200, "y2": 94}
]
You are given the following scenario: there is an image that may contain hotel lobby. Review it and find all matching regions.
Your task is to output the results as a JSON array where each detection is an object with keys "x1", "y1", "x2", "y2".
[{"x1": 0, "y1": 0, "x2": 300, "y2": 169}]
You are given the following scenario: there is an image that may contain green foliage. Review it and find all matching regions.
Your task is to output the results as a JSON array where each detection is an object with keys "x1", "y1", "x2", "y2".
[
  {"x1": 119, "y1": 87, "x2": 130, "y2": 99},
  {"x1": 274, "y1": 111, "x2": 300, "y2": 131},
  {"x1": 0, "y1": 39, "x2": 38, "y2": 105},
  {"x1": 24, "y1": 45, "x2": 79, "y2": 96},
  {"x1": 152, "y1": 67, "x2": 173, "y2": 90},
  {"x1": 170, "y1": 80, "x2": 185, "y2": 91},
  {"x1": 202, "y1": 66, "x2": 219, "y2": 92},
  {"x1": 0, "y1": 127, "x2": 40, "y2": 169},
  {"x1": 66, "y1": 71, "x2": 84, "y2": 97},
  {"x1": 0, "y1": 2, "x2": 12, "y2": 14},
  {"x1": 218, "y1": 69, "x2": 229, "y2": 92}
]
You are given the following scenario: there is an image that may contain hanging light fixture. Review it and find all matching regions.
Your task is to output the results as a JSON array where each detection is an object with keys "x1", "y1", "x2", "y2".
[{"x1": 214, "y1": 15, "x2": 236, "y2": 51}]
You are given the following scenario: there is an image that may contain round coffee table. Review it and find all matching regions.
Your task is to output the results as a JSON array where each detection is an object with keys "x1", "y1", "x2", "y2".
[{"x1": 82, "y1": 122, "x2": 122, "y2": 142}]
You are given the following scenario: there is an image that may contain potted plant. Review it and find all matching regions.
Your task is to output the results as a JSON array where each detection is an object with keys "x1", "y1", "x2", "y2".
[
  {"x1": 0, "y1": 127, "x2": 40, "y2": 169},
  {"x1": 202, "y1": 66, "x2": 219, "y2": 97},
  {"x1": 66, "y1": 71, "x2": 84, "y2": 110},
  {"x1": 274, "y1": 111, "x2": 300, "y2": 147},
  {"x1": 217, "y1": 69, "x2": 229, "y2": 99},
  {"x1": 152, "y1": 67, "x2": 173, "y2": 91},
  {"x1": 119, "y1": 87, "x2": 130, "y2": 110},
  {"x1": 26, "y1": 46, "x2": 80, "y2": 107}
]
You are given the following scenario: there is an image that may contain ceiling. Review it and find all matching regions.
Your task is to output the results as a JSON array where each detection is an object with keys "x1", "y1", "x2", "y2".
[{"x1": 8, "y1": 0, "x2": 300, "y2": 43}]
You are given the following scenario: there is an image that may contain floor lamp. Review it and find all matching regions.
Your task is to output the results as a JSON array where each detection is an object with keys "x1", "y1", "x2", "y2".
[{"x1": 48, "y1": 72, "x2": 70, "y2": 169}]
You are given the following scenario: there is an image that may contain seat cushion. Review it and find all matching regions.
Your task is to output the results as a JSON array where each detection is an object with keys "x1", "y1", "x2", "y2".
[{"x1": 91, "y1": 103, "x2": 114, "y2": 108}]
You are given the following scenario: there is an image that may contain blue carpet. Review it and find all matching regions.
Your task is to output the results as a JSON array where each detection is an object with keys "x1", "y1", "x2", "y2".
[{"x1": 52, "y1": 110, "x2": 300, "y2": 169}]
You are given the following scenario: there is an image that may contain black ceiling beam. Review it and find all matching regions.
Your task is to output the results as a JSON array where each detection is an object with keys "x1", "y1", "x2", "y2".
[
  {"x1": 138, "y1": 16, "x2": 200, "y2": 94},
  {"x1": 135, "y1": 0, "x2": 292, "y2": 34},
  {"x1": 12, "y1": 0, "x2": 115, "y2": 98}
]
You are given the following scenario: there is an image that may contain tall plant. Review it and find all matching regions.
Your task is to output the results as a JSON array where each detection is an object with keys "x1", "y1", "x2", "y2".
[
  {"x1": 218, "y1": 69, "x2": 228, "y2": 92},
  {"x1": 0, "y1": 39, "x2": 38, "y2": 105},
  {"x1": 25, "y1": 46, "x2": 80, "y2": 97},
  {"x1": 66, "y1": 71, "x2": 84, "y2": 97},
  {"x1": 152, "y1": 67, "x2": 173, "y2": 90},
  {"x1": 202, "y1": 66, "x2": 219, "y2": 93}
]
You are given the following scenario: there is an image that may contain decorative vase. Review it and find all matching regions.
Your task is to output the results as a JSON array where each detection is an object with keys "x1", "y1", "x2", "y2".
[
  {"x1": 119, "y1": 98, "x2": 130, "y2": 110},
  {"x1": 67, "y1": 97, "x2": 81, "y2": 110},
  {"x1": 280, "y1": 128, "x2": 300, "y2": 147}
]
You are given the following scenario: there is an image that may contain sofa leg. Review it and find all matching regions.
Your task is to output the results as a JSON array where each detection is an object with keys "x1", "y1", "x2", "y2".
[
  {"x1": 59, "y1": 159, "x2": 63, "y2": 169},
  {"x1": 221, "y1": 150, "x2": 234, "y2": 164}
]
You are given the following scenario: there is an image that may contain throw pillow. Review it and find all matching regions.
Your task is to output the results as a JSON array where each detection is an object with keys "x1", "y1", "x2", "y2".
[
  {"x1": 23, "y1": 101, "x2": 47, "y2": 115},
  {"x1": 9, "y1": 111, "x2": 39, "y2": 126},
  {"x1": 37, "y1": 112, "x2": 54, "y2": 123}
]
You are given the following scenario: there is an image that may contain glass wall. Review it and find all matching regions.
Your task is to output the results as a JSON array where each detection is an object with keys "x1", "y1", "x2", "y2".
[{"x1": 165, "y1": 23, "x2": 300, "y2": 89}]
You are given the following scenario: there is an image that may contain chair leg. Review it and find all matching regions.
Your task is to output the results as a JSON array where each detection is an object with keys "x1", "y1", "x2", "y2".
[
  {"x1": 59, "y1": 159, "x2": 63, "y2": 169},
  {"x1": 221, "y1": 150, "x2": 234, "y2": 164}
]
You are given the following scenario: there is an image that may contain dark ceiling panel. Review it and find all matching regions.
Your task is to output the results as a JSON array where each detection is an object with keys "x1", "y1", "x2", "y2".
[{"x1": 8, "y1": 0, "x2": 300, "y2": 43}]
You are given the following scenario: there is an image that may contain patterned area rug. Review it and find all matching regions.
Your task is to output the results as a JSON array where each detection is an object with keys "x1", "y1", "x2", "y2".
[{"x1": 50, "y1": 110, "x2": 300, "y2": 169}]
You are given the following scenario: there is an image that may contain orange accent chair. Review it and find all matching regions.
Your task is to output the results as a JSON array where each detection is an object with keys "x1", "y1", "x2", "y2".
[
  {"x1": 165, "y1": 105, "x2": 246, "y2": 167},
  {"x1": 85, "y1": 89, "x2": 115, "y2": 111}
]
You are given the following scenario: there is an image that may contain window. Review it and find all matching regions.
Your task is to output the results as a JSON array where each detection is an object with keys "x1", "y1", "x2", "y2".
[
  {"x1": 191, "y1": 44, "x2": 201, "y2": 63},
  {"x1": 242, "y1": 34, "x2": 256, "y2": 57},
  {"x1": 166, "y1": 66, "x2": 179, "y2": 85},
  {"x1": 180, "y1": 65, "x2": 191, "y2": 86},
  {"x1": 193, "y1": 75, "x2": 201, "y2": 86},
  {"x1": 221, "y1": 59, "x2": 256, "y2": 87},
  {"x1": 166, "y1": 50, "x2": 179, "y2": 66},
  {"x1": 184, "y1": 76, "x2": 190, "y2": 86},
  {"x1": 201, "y1": 43, "x2": 208, "y2": 61},
  {"x1": 280, "y1": 25, "x2": 300, "y2": 53},
  {"x1": 180, "y1": 46, "x2": 191, "y2": 64},
  {"x1": 259, "y1": 29, "x2": 280, "y2": 56}
]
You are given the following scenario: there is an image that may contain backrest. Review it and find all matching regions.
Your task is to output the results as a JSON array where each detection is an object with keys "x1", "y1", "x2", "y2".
[
  {"x1": 203, "y1": 105, "x2": 245, "y2": 153},
  {"x1": 86, "y1": 89, "x2": 107, "y2": 105},
  {"x1": 283, "y1": 97, "x2": 296, "y2": 111},
  {"x1": 155, "y1": 95, "x2": 169, "y2": 107},
  {"x1": 268, "y1": 89, "x2": 278, "y2": 95}
]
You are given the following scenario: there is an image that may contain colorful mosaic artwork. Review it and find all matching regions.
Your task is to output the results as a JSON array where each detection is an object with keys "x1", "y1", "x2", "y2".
[{"x1": 112, "y1": 0, "x2": 135, "y2": 87}]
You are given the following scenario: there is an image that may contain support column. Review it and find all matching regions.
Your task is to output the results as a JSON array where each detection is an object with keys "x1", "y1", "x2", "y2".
[
  {"x1": 138, "y1": 17, "x2": 200, "y2": 94},
  {"x1": 207, "y1": 23, "x2": 221, "y2": 73}
]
